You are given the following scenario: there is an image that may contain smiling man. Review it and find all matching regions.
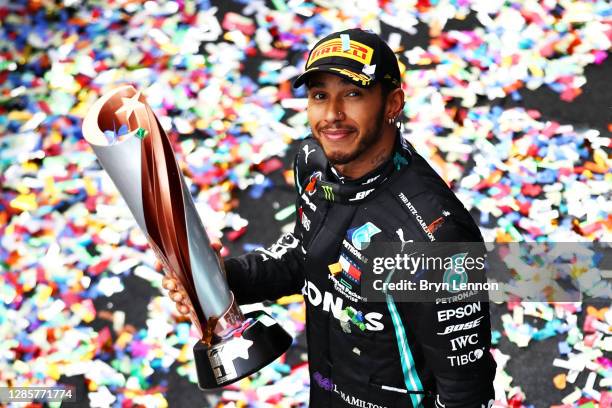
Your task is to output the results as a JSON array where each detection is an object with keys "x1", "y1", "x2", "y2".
[
  {"x1": 305, "y1": 73, "x2": 398, "y2": 178},
  {"x1": 164, "y1": 29, "x2": 496, "y2": 407}
]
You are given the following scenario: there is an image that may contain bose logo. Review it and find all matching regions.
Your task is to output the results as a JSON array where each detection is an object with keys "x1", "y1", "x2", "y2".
[{"x1": 437, "y1": 316, "x2": 484, "y2": 335}]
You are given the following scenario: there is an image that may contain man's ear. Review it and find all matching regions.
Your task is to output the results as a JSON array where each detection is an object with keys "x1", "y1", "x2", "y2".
[{"x1": 386, "y1": 87, "x2": 405, "y2": 118}]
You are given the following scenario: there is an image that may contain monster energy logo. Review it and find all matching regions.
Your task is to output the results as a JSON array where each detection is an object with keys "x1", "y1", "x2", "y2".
[{"x1": 321, "y1": 185, "x2": 335, "y2": 201}]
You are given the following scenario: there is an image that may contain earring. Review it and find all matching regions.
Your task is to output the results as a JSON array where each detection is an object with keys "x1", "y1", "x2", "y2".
[{"x1": 388, "y1": 117, "x2": 394, "y2": 125}]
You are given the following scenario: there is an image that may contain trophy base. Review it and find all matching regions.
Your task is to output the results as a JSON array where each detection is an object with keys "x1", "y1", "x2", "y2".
[{"x1": 193, "y1": 310, "x2": 292, "y2": 389}]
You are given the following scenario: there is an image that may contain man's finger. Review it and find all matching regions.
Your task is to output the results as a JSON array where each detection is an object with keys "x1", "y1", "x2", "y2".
[
  {"x1": 211, "y1": 241, "x2": 222, "y2": 253},
  {"x1": 177, "y1": 304, "x2": 190, "y2": 315},
  {"x1": 162, "y1": 277, "x2": 176, "y2": 291},
  {"x1": 170, "y1": 291, "x2": 184, "y2": 302}
]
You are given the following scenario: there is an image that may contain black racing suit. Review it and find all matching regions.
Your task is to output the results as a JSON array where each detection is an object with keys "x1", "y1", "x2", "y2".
[{"x1": 224, "y1": 134, "x2": 496, "y2": 407}]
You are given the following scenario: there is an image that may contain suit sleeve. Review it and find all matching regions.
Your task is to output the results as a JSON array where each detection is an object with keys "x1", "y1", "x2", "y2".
[
  {"x1": 223, "y1": 152, "x2": 307, "y2": 305},
  {"x1": 223, "y1": 231, "x2": 306, "y2": 304},
  {"x1": 403, "y1": 220, "x2": 496, "y2": 408}
]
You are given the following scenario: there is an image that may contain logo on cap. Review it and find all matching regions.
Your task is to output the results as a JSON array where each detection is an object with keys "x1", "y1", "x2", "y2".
[
  {"x1": 306, "y1": 38, "x2": 374, "y2": 68},
  {"x1": 329, "y1": 68, "x2": 372, "y2": 86}
]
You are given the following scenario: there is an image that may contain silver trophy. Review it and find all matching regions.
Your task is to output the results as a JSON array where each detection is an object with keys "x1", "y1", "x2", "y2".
[{"x1": 82, "y1": 85, "x2": 292, "y2": 388}]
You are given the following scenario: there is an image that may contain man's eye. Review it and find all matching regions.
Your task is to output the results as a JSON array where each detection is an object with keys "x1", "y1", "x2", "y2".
[
  {"x1": 347, "y1": 90, "x2": 361, "y2": 97},
  {"x1": 312, "y1": 92, "x2": 326, "y2": 100}
]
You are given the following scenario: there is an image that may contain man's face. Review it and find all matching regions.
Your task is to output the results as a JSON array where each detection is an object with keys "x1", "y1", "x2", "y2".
[{"x1": 306, "y1": 72, "x2": 386, "y2": 166}]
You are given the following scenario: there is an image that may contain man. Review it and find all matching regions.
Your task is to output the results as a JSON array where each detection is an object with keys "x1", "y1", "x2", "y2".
[{"x1": 164, "y1": 29, "x2": 496, "y2": 407}]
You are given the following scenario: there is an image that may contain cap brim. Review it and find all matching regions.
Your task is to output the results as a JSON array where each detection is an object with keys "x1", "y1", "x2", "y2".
[{"x1": 292, "y1": 65, "x2": 375, "y2": 89}]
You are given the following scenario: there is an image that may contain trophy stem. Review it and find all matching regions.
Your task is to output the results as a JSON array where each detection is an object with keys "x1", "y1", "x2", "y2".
[{"x1": 212, "y1": 292, "x2": 244, "y2": 339}]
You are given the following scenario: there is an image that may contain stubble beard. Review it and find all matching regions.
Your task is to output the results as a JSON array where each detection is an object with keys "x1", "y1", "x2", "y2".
[{"x1": 316, "y1": 107, "x2": 385, "y2": 166}]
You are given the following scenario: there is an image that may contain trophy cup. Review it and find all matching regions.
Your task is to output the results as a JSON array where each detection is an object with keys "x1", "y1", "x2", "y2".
[{"x1": 82, "y1": 86, "x2": 292, "y2": 389}]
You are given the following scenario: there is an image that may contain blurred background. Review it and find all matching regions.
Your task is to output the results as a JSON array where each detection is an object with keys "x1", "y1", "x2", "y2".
[{"x1": 0, "y1": 0, "x2": 610, "y2": 407}]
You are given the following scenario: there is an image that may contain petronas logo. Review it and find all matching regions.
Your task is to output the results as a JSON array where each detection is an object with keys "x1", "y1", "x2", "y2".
[{"x1": 322, "y1": 185, "x2": 334, "y2": 201}]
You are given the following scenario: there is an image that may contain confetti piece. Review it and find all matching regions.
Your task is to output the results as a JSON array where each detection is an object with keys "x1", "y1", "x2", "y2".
[
  {"x1": 136, "y1": 127, "x2": 148, "y2": 140},
  {"x1": 553, "y1": 373, "x2": 567, "y2": 390},
  {"x1": 274, "y1": 205, "x2": 296, "y2": 221}
]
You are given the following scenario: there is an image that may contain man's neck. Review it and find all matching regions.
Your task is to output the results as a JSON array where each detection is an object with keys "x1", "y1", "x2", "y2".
[{"x1": 333, "y1": 127, "x2": 396, "y2": 180}]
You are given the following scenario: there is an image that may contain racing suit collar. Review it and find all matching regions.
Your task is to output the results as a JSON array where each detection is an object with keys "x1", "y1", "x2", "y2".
[
  {"x1": 328, "y1": 130, "x2": 412, "y2": 186},
  {"x1": 306, "y1": 131, "x2": 413, "y2": 204}
]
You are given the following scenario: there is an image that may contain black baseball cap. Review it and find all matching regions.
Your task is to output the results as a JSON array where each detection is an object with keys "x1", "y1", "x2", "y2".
[{"x1": 293, "y1": 28, "x2": 401, "y2": 89}]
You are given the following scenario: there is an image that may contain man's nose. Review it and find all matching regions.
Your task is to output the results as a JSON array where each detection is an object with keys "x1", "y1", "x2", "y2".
[{"x1": 325, "y1": 97, "x2": 345, "y2": 122}]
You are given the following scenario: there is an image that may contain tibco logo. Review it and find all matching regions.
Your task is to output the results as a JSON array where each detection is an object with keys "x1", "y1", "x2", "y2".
[
  {"x1": 447, "y1": 348, "x2": 484, "y2": 367},
  {"x1": 302, "y1": 280, "x2": 384, "y2": 331}
]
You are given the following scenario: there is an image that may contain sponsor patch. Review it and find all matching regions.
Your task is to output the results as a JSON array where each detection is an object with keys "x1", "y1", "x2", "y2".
[
  {"x1": 427, "y1": 216, "x2": 445, "y2": 234},
  {"x1": 328, "y1": 262, "x2": 342, "y2": 275},
  {"x1": 348, "y1": 188, "x2": 374, "y2": 201},
  {"x1": 447, "y1": 348, "x2": 485, "y2": 367},
  {"x1": 298, "y1": 207, "x2": 311, "y2": 231},
  {"x1": 302, "y1": 144, "x2": 316, "y2": 164},
  {"x1": 329, "y1": 67, "x2": 372, "y2": 86},
  {"x1": 303, "y1": 280, "x2": 383, "y2": 331},
  {"x1": 437, "y1": 302, "x2": 481, "y2": 322},
  {"x1": 398, "y1": 192, "x2": 436, "y2": 241},
  {"x1": 395, "y1": 227, "x2": 414, "y2": 251},
  {"x1": 320, "y1": 182, "x2": 335, "y2": 201},
  {"x1": 306, "y1": 38, "x2": 374, "y2": 67},
  {"x1": 347, "y1": 222, "x2": 381, "y2": 250},
  {"x1": 449, "y1": 333, "x2": 479, "y2": 351},
  {"x1": 437, "y1": 316, "x2": 484, "y2": 335},
  {"x1": 305, "y1": 171, "x2": 323, "y2": 196},
  {"x1": 362, "y1": 174, "x2": 381, "y2": 185},
  {"x1": 342, "y1": 239, "x2": 369, "y2": 263},
  {"x1": 339, "y1": 253, "x2": 362, "y2": 284},
  {"x1": 300, "y1": 191, "x2": 317, "y2": 212},
  {"x1": 257, "y1": 233, "x2": 300, "y2": 261}
]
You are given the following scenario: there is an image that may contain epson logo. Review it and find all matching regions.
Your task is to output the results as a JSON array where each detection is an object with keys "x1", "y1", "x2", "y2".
[
  {"x1": 302, "y1": 280, "x2": 384, "y2": 331},
  {"x1": 437, "y1": 302, "x2": 481, "y2": 322},
  {"x1": 437, "y1": 316, "x2": 484, "y2": 335},
  {"x1": 450, "y1": 333, "x2": 478, "y2": 351}
]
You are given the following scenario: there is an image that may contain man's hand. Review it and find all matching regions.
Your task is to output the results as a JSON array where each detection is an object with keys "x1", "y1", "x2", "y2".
[
  {"x1": 162, "y1": 274, "x2": 191, "y2": 315},
  {"x1": 161, "y1": 240, "x2": 224, "y2": 316}
]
